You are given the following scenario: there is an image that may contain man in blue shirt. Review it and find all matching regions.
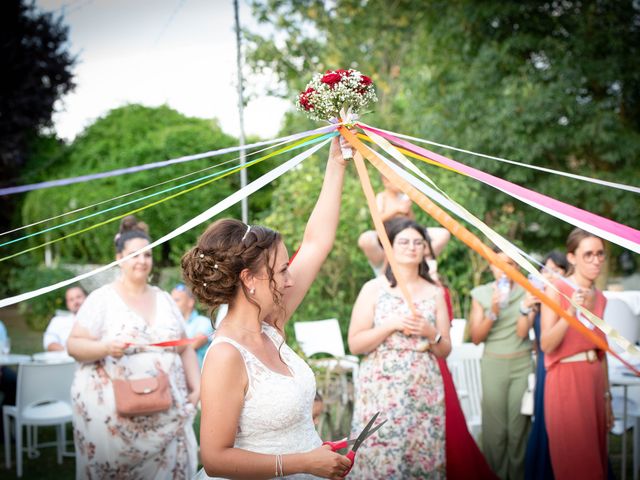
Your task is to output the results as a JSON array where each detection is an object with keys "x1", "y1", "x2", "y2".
[{"x1": 171, "y1": 284, "x2": 214, "y2": 368}]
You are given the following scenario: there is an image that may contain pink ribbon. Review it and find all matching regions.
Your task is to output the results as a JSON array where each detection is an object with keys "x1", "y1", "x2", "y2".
[{"x1": 359, "y1": 124, "x2": 640, "y2": 252}]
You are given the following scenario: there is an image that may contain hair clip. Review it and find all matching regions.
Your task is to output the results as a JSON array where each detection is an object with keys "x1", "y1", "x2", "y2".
[{"x1": 241, "y1": 224, "x2": 251, "y2": 241}]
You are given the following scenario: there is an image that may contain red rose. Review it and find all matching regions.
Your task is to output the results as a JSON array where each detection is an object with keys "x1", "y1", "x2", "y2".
[
  {"x1": 321, "y1": 72, "x2": 342, "y2": 86},
  {"x1": 360, "y1": 75, "x2": 372, "y2": 86},
  {"x1": 300, "y1": 93, "x2": 313, "y2": 110}
]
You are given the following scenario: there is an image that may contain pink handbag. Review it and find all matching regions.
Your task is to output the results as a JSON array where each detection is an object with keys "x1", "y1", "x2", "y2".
[{"x1": 107, "y1": 368, "x2": 173, "y2": 417}]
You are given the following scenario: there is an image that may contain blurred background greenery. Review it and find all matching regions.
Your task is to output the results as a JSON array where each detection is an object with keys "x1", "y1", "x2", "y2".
[{"x1": 1, "y1": 0, "x2": 638, "y2": 344}]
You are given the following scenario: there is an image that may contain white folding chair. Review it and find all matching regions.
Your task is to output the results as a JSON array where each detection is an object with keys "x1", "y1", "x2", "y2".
[
  {"x1": 294, "y1": 319, "x2": 359, "y2": 402},
  {"x1": 447, "y1": 342, "x2": 484, "y2": 440},
  {"x1": 294, "y1": 319, "x2": 359, "y2": 372},
  {"x1": 3, "y1": 360, "x2": 76, "y2": 477},
  {"x1": 450, "y1": 319, "x2": 467, "y2": 347},
  {"x1": 606, "y1": 298, "x2": 640, "y2": 355}
]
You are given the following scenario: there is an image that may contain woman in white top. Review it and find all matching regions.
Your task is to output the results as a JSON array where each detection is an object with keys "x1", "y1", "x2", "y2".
[
  {"x1": 181, "y1": 137, "x2": 352, "y2": 479},
  {"x1": 67, "y1": 216, "x2": 200, "y2": 479}
]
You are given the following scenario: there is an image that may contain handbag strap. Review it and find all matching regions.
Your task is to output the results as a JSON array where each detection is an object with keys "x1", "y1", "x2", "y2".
[{"x1": 97, "y1": 360, "x2": 166, "y2": 381}]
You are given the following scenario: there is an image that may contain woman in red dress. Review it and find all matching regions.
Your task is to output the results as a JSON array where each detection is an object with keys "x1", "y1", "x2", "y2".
[
  {"x1": 541, "y1": 228, "x2": 613, "y2": 480},
  {"x1": 425, "y1": 234, "x2": 498, "y2": 480}
]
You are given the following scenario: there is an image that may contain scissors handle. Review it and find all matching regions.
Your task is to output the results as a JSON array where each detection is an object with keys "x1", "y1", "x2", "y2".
[
  {"x1": 322, "y1": 439, "x2": 349, "y2": 451},
  {"x1": 343, "y1": 450, "x2": 356, "y2": 476}
]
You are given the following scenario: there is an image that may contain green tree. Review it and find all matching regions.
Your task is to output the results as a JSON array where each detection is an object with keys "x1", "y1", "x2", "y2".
[
  {"x1": 0, "y1": 0, "x2": 76, "y2": 233},
  {"x1": 18, "y1": 104, "x2": 275, "y2": 268},
  {"x1": 247, "y1": 0, "x2": 639, "y2": 308}
]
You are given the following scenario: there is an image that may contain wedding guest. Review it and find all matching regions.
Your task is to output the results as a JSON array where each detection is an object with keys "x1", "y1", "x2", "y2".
[
  {"x1": 357, "y1": 174, "x2": 449, "y2": 275},
  {"x1": 43, "y1": 285, "x2": 87, "y2": 352},
  {"x1": 171, "y1": 283, "x2": 214, "y2": 368},
  {"x1": 67, "y1": 215, "x2": 200, "y2": 479},
  {"x1": 469, "y1": 248, "x2": 533, "y2": 479},
  {"x1": 348, "y1": 217, "x2": 451, "y2": 478},
  {"x1": 183, "y1": 137, "x2": 352, "y2": 479},
  {"x1": 524, "y1": 250, "x2": 568, "y2": 480},
  {"x1": 541, "y1": 228, "x2": 612, "y2": 480}
]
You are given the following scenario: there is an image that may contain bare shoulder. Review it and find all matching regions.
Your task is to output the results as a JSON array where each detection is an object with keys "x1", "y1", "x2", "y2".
[
  {"x1": 202, "y1": 341, "x2": 245, "y2": 379},
  {"x1": 360, "y1": 277, "x2": 384, "y2": 297}
]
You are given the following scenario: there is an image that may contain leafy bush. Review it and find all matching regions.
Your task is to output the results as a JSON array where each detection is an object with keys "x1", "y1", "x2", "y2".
[{"x1": 15, "y1": 264, "x2": 75, "y2": 331}]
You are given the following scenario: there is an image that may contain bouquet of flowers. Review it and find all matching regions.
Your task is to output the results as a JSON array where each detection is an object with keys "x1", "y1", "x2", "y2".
[
  {"x1": 297, "y1": 69, "x2": 377, "y2": 159},
  {"x1": 296, "y1": 69, "x2": 377, "y2": 123}
]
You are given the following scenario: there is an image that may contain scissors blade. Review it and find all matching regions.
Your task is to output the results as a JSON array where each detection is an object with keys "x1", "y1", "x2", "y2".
[
  {"x1": 360, "y1": 419, "x2": 387, "y2": 443},
  {"x1": 352, "y1": 412, "x2": 380, "y2": 452}
]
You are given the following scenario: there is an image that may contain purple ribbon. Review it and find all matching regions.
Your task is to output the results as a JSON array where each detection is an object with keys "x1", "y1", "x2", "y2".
[{"x1": 0, "y1": 125, "x2": 338, "y2": 196}]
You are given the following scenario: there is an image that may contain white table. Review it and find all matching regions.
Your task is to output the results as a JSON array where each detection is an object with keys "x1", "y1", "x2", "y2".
[
  {"x1": 31, "y1": 351, "x2": 73, "y2": 363},
  {"x1": 0, "y1": 354, "x2": 31, "y2": 366},
  {"x1": 610, "y1": 370, "x2": 640, "y2": 480}
]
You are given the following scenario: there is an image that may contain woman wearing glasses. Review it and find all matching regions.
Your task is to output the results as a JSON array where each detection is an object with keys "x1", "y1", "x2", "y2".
[
  {"x1": 348, "y1": 217, "x2": 451, "y2": 478},
  {"x1": 540, "y1": 228, "x2": 612, "y2": 480}
]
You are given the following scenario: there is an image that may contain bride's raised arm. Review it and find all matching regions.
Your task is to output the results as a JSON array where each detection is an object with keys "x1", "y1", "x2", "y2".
[{"x1": 283, "y1": 136, "x2": 349, "y2": 318}]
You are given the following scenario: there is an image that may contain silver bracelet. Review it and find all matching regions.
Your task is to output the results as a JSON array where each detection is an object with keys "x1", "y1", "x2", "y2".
[
  {"x1": 275, "y1": 453, "x2": 284, "y2": 477},
  {"x1": 519, "y1": 300, "x2": 532, "y2": 316}
]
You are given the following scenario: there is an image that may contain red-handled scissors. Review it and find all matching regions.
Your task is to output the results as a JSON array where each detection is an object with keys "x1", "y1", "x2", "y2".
[{"x1": 322, "y1": 411, "x2": 387, "y2": 476}]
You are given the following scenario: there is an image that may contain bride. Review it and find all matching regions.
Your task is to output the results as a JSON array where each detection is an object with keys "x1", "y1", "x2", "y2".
[{"x1": 181, "y1": 137, "x2": 352, "y2": 479}]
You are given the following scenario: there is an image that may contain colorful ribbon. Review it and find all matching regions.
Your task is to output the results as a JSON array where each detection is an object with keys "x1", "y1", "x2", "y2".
[
  {"x1": 0, "y1": 138, "x2": 331, "y2": 308},
  {"x1": 359, "y1": 124, "x2": 640, "y2": 254},
  {"x1": 0, "y1": 132, "x2": 336, "y2": 249},
  {"x1": 0, "y1": 125, "x2": 339, "y2": 196},
  {"x1": 360, "y1": 127, "x2": 639, "y2": 358},
  {"x1": 368, "y1": 126, "x2": 640, "y2": 194},
  {"x1": 0, "y1": 131, "x2": 334, "y2": 238},
  {"x1": 340, "y1": 126, "x2": 640, "y2": 375}
]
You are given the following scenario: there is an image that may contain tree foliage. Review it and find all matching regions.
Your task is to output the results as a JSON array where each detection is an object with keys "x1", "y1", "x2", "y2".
[
  {"x1": 0, "y1": 0, "x2": 75, "y2": 173},
  {"x1": 0, "y1": 0, "x2": 76, "y2": 231},
  {"x1": 245, "y1": 0, "x2": 640, "y2": 322},
  {"x1": 19, "y1": 104, "x2": 274, "y2": 267}
]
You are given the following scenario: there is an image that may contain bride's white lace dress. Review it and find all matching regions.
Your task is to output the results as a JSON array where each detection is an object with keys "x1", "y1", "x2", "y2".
[{"x1": 195, "y1": 323, "x2": 322, "y2": 480}]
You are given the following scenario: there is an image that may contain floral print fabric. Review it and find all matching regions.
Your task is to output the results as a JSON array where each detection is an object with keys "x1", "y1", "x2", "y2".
[
  {"x1": 71, "y1": 284, "x2": 197, "y2": 479},
  {"x1": 350, "y1": 283, "x2": 445, "y2": 479}
]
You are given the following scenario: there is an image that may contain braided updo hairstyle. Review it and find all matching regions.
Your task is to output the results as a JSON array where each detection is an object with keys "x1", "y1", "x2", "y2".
[
  {"x1": 115, "y1": 215, "x2": 151, "y2": 253},
  {"x1": 181, "y1": 219, "x2": 284, "y2": 321}
]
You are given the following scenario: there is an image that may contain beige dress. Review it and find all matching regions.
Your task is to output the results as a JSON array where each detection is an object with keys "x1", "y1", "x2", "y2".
[{"x1": 71, "y1": 284, "x2": 197, "y2": 479}]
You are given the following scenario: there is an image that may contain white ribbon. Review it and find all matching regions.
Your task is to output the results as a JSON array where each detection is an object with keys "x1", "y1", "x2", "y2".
[
  {"x1": 0, "y1": 139, "x2": 330, "y2": 309},
  {"x1": 370, "y1": 126, "x2": 640, "y2": 194},
  {"x1": 361, "y1": 130, "x2": 639, "y2": 356}
]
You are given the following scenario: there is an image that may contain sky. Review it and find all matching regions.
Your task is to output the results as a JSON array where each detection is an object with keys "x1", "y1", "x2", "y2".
[{"x1": 36, "y1": 0, "x2": 289, "y2": 141}]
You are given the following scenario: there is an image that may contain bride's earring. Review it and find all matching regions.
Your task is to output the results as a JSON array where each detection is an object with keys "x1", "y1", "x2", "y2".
[{"x1": 250, "y1": 288, "x2": 255, "y2": 295}]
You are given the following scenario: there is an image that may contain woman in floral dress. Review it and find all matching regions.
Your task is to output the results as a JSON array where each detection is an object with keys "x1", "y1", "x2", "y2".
[
  {"x1": 67, "y1": 216, "x2": 200, "y2": 479},
  {"x1": 348, "y1": 218, "x2": 451, "y2": 479}
]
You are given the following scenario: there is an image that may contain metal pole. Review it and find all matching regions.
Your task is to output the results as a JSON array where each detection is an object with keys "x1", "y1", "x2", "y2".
[{"x1": 233, "y1": 0, "x2": 248, "y2": 223}]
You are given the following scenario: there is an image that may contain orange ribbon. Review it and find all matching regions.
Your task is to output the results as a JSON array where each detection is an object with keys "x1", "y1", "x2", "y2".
[
  {"x1": 339, "y1": 126, "x2": 639, "y2": 375},
  {"x1": 350, "y1": 148, "x2": 419, "y2": 320}
]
